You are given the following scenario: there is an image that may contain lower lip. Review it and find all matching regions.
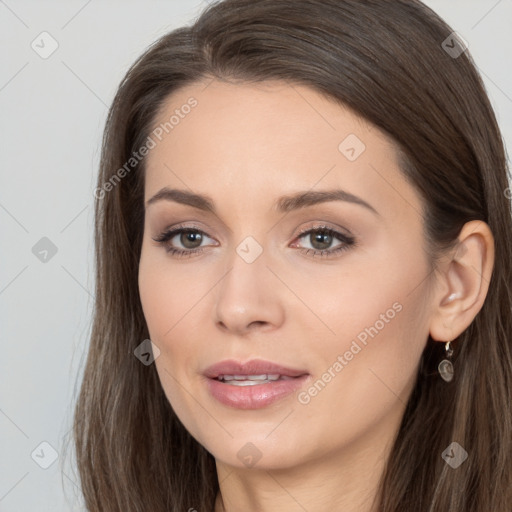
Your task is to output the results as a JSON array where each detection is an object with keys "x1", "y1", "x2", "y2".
[{"x1": 205, "y1": 376, "x2": 309, "y2": 409}]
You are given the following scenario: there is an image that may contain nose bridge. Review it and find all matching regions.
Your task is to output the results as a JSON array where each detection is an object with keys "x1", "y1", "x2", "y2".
[{"x1": 224, "y1": 236, "x2": 266, "y2": 295}]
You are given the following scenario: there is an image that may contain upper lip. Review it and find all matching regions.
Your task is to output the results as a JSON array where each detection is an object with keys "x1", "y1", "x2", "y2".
[{"x1": 203, "y1": 358, "x2": 309, "y2": 379}]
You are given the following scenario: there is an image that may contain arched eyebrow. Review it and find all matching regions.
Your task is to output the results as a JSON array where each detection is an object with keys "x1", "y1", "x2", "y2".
[
  {"x1": 275, "y1": 189, "x2": 379, "y2": 216},
  {"x1": 145, "y1": 187, "x2": 380, "y2": 216}
]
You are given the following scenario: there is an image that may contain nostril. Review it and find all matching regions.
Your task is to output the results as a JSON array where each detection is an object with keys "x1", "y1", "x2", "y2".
[{"x1": 248, "y1": 321, "x2": 266, "y2": 328}]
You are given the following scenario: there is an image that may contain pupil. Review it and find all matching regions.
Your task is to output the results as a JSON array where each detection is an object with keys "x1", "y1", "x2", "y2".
[
  {"x1": 181, "y1": 231, "x2": 202, "y2": 249},
  {"x1": 311, "y1": 231, "x2": 332, "y2": 250}
]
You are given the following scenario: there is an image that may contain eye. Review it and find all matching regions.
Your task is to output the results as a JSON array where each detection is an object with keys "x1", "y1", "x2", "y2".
[
  {"x1": 153, "y1": 224, "x2": 357, "y2": 259},
  {"x1": 291, "y1": 225, "x2": 356, "y2": 258},
  {"x1": 152, "y1": 225, "x2": 217, "y2": 258}
]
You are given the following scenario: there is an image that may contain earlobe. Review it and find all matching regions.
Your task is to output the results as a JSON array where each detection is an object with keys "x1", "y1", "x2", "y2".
[{"x1": 429, "y1": 220, "x2": 495, "y2": 343}]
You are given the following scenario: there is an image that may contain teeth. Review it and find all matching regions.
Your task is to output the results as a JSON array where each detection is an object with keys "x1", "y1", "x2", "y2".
[
  {"x1": 219, "y1": 374, "x2": 283, "y2": 382},
  {"x1": 226, "y1": 380, "x2": 272, "y2": 386}
]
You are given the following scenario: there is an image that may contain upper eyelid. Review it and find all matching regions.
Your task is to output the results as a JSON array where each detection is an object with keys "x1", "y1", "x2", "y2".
[
  {"x1": 157, "y1": 225, "x2": 216, "y2": 243},
  {"x1": 295, "y1": 224, "x2": 353, "y2": 238}
]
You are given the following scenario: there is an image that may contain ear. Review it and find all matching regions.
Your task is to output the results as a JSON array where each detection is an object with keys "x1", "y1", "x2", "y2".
[{"x1": 429, "y1": 220, "x2": 495, "y2": 342}]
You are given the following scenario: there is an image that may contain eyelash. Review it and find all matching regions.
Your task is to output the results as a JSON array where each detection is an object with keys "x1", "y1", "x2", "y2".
[{"x1": 152, "y1": 224, "x2": 356, "y2": 259}]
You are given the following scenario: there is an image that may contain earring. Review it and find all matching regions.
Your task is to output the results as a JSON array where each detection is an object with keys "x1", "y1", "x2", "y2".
[{"x1": 438, "y1": 341, "x2": 454, "y2": 382}]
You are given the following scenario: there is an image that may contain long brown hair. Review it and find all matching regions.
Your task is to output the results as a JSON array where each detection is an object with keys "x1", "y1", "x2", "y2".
[{"x1": 69, "y1": 0, "x2": 512, "y2": 510}]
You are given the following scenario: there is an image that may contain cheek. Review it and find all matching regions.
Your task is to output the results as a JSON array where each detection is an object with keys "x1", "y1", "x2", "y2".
[
  {"x1": 279, "y1": 243, "x2": 427, "y2": 346},
  {"x1": 139, "y1": 267, "x2": 172, "y2": 341},
  {"x1": 138, "y1": 255, "x2": 203, "y2": 429},
  {"x1": 291, "y1": 236, "x2": 430, "y2": 396},
  {"x1": 138, "y1": 248, "x2": 205, "y2": 340},
  {"x1": 299, "y1": 254, "x2": 430, "y2": 420},
  {"x1": 138, "y1": 248, "x2": 209, "y2": 387}
]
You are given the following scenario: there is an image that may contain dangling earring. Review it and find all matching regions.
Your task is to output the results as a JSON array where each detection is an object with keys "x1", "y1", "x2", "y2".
[{"x1": 438, "y1": 341, "x2": 454, "y2": 382}]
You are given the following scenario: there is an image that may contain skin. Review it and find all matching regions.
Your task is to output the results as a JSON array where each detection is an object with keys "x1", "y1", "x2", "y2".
[{"x1": 138, "y1": 79, "x2": 494, "y2": 512}]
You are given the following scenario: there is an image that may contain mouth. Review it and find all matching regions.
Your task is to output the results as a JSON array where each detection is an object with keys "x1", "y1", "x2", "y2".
[
  {"x1": 203, "y1": 359, "x2": 310, "y2": 409},
  {"x1": 214, "y1": 374, "x2": 298, "y2": 385},
  {"x1": 203, "y1": 358, "x2": 309, "y2": 380}
]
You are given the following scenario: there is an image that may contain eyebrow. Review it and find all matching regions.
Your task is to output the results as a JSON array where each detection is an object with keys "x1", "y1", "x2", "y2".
[{"x1": 145, "y1": 187, "x2": 379, "y2": 216}]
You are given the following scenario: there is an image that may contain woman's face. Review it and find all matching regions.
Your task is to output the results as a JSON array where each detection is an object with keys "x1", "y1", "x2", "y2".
[{"x1": 138, "y1": 79, "x2": 435, "y2": 471}]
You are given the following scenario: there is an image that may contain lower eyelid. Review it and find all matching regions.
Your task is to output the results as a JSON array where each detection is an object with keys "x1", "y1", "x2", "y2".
[{"x1": 170, "y1": 231, "x2": 217, "y2": 250}]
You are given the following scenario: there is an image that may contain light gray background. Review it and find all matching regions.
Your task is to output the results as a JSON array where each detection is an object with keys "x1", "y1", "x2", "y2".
[{"x1": 1, "y1": 1, "x2": 511, "y2": 510}]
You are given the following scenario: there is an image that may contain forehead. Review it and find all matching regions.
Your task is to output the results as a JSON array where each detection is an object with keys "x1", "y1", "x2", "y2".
[{"x1": 144, "y1": 79, "x2": 421, "y2": 223}]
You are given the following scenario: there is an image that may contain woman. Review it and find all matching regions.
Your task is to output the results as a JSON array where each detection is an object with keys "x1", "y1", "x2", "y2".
[{"x1": 73, "y1": 0, "x2": 512, "y2": 510}]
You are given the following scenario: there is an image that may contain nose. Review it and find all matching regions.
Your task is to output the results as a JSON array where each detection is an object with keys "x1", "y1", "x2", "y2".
[{"x1": 213, "y1": 247, "x2": 285, "y2": 336}]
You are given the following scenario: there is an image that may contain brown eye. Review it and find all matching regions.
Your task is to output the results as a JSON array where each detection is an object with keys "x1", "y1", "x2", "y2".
[
  {"x1": 309, "y1": 230, "x2": 334, "y2": 250},
  {"x1": 152, "y1": 226, "x2": 217, "y2": 258},
  {"x1": 180, "y1": 230, "x2": 203, "y2": 249},
  {"x1": 292, "y1": 226, "x2": 356, "y2": 258}
]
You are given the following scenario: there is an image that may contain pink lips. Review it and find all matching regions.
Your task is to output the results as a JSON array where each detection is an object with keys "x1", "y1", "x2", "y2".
[
  {"x1": 203, "y1": 358, "x2": 308, "y2": 379},
  {"x1": 203, "y1": 358, "x2": 310, "y2": 410}
]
